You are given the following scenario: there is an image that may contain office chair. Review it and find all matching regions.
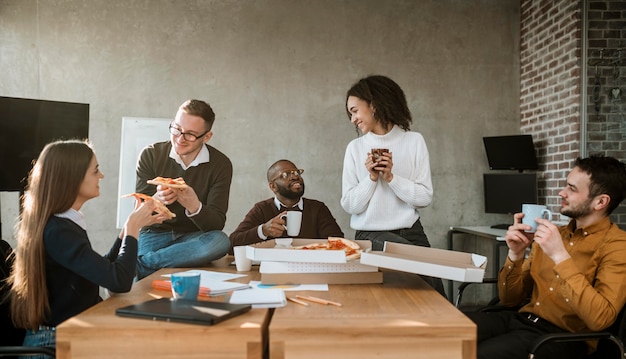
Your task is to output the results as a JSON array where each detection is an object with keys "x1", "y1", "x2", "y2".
[
  {"x1": 456, "y1": 280, "x2": 626, "y2": 359},
  {"x1": 0, "y1": 240, "x2": 56, "y2": 358}
]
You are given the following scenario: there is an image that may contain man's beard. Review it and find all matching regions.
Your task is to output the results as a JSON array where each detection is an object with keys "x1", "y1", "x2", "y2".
[
  {"x1": 276, "y1": 181, "x2": 305, "y2": 200},
  {"x1": 561, "y1": 197, "x2": 593, "y2": 219}
]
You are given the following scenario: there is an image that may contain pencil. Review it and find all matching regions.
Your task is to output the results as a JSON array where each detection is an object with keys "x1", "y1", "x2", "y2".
[
  {"x1": 295, "y1": 295, "x2": 343, "y2": 307},
  {"x1": 287, "y1": 296, "x2": 309, "y2": 306}
]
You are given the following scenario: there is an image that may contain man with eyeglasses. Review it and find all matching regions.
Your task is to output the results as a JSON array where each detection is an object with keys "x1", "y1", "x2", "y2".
[
  {"x1": 134, "y1": 99, "x2": 232, "y2": 279},
  {"x1": 229, "y1": 159, "x2": 343, "y2": 247}
]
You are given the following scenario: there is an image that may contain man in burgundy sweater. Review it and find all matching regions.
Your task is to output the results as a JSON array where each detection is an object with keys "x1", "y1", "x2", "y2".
[{"x1": 229, "y1": 159, "x2": 344, "y2": 248}]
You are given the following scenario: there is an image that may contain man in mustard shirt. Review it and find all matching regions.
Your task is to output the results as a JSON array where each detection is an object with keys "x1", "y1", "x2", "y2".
[{"x1": 467, "y1": 154, "x2": 626, "y2": 359}]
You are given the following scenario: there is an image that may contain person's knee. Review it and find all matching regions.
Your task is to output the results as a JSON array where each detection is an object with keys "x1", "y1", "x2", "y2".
[{"x1": 199, "y1": 231, "x2": 230, "y2": 255}]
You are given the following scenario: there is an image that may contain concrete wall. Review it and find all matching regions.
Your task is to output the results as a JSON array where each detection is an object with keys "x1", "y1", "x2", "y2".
[{"x1": 0, "y1": 0, "x2": 521, "y2": 256}]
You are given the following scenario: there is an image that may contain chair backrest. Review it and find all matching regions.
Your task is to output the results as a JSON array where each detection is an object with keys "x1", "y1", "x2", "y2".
[
  {"x1": 0, "y1": 240, "x2": 56, "y2": 358},
  {"x1": 0, "y1": 239, "x2": 26, "y2": 347},
  {"x1": 591, "y1": 304, "x2": 626, "y2": 358}
]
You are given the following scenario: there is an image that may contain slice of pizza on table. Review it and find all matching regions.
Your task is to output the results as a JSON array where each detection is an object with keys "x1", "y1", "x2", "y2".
[
  {"x1": 146, "y1": 176, "x2": 189, "y2": 189},
  {"x1": 120, "y1": 192, "x2": 176, "y2": 219}
]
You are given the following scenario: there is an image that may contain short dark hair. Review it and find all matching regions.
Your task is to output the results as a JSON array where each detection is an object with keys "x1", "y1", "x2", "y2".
[
  {"x1": 345, "y1": 75, "x2": 412, "y2": 131},
  {"x1": 179, "y1": 99, "x2": 216, "y2": 131},
  {"x1": 574, "y1": 154, "x2": 626, "y2": 214},
  {"x1": 267, "y1": 159, "x2": 296, "y2": 182}
]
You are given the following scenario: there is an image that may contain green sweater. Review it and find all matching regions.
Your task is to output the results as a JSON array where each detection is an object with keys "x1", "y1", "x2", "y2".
[{"x1": 136, "y1": 141, "x2": 233, "y2": 233}]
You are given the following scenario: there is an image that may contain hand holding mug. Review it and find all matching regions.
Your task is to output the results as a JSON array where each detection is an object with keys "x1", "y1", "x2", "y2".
[
  {"x1": 504, "y1": 213, "x2": 534, "y2": 261},
  {"x1": 262, "y1": 212, "x2": 288, "y2": 238}
]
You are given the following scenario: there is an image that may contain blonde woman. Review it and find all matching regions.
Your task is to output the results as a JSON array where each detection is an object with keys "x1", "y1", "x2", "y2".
[{"x1": 7, "y1": 139, "x2": 168, "y2": 354}]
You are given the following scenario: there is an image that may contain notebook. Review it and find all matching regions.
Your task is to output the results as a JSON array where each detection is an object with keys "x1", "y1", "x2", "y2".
[
  {"x1": 116, "y1": 298, "x2": 251, "y2": 326},
  {"x1": 229, "y1": 288, "x2": 287, "y2": 308}
]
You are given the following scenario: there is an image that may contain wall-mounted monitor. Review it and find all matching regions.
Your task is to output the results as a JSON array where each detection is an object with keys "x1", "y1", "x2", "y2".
[
  {"x1": 484, "y1": 173, "x2": 538, "y2": 214},
  {"x1": 483, "y1": 134, "x2": 538, "y2": 172},
  {"x1": 0, "y1": 97, "x2": 89, "y2": 192}
]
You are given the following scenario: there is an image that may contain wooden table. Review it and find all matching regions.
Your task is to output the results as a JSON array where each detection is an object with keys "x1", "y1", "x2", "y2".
[
  {"x1": 56, "y1": 258, "x2": 476, "y2": 359},
  {"x1": 268, "y1": 270, "x2": 476, "y2": 359},
  {"x1": 56, "y1": 257, "x2": 269, "y2": 359}
]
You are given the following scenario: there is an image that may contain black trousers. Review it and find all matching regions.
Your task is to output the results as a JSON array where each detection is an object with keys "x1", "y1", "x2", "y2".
[{"x1": 465, "y1": 310, "x2": 587, "y2": 359}]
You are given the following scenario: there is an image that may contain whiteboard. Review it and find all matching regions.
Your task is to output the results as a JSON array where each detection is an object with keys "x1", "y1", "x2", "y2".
[{"x1": 116, "y1": 117, "x2": 171, "y2": 228}]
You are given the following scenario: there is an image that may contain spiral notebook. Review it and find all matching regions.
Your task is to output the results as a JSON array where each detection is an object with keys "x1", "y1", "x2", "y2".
[{"x1": 116, "y1": 298, "x2": 251, "y2": 326}]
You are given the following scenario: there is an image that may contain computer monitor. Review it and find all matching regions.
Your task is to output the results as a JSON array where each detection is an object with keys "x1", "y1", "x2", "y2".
[
  {"x1": 483, "y1": 135, "x2": 538, "y2": 172},
  {"x1": 484, "y1": 172, "x2": 538, "y2": 214},
  {"x1": 0, "y1": 96, "x2": 89, "y2": 192}
]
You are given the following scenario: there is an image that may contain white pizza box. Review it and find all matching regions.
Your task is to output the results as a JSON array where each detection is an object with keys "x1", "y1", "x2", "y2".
[
  {"x1": 360, "y1": 242, "x2": 487, "y2": 283},
  {"x1": 261, "y1": 271, "x2": 383, "y2": 285},
  {"x1": 245, "y1": 238, "x2": 372, "y2": 264},
  {"x1": 259, "y1": 260, "x2": 379, "y2": 274}
]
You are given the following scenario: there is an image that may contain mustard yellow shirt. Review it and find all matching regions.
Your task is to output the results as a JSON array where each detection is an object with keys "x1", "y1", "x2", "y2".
[{"x1": 499, "y1": 217, "x2": 626, "y2": 337}]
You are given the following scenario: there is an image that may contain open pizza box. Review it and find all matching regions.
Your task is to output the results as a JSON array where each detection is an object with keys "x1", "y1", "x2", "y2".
[
  {"x1": 360, "y1": 242, "x2": 487, "y2": 283},
  {"x1": 245, "y1": 239, "x2": 383, "y2": 284},
  {"x1": 245, "y1": 238, "x2": 372, "y2": 263}
]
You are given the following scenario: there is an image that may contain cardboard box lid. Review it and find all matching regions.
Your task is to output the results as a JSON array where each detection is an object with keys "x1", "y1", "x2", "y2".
[
  {"x1": 360, "y1": 242, "x2": 487, "y2": 283},
  {"x1": 245, "y1": 239, "x2": 372, "y2": 263}
]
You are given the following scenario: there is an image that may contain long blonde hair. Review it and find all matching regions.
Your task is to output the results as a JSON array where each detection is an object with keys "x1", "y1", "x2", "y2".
[{"x1": 7, "y1": 139, "x2": 94, "y2": 329}]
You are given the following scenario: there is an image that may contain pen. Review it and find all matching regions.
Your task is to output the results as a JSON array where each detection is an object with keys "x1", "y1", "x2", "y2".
[
  {"x1": 287, "y1": 296, "x2": 309, "y2": 306},
  {"x1": 295, "y1": 295, "x2": 343, "y2": 307}
]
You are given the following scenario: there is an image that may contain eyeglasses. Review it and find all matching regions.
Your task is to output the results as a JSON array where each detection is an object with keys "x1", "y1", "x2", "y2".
[
  {"x1": 169, "y1": 123, "x2": 209, "y2": 142},
  {"x1": 271, "y1": 169, "x2": 304, "y2": 182}
]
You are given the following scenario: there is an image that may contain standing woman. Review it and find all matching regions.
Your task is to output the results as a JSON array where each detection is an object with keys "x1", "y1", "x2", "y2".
[
  {"x1": 7, "y1": 139, "x2": 168, "y2": 354},
  {"x1": 341, "y1": 75, "x2": 445, "y2": 295}
]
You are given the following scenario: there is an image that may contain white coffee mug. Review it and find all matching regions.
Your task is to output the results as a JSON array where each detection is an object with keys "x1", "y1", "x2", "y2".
[
  {"x1": 233, "y1": 245, "x2": 252, "y2": 271},
  {"x1": 281, "y1": 211, "x2": 302, "y2": 237},
  {"x1": 522, "y1": 204, "x2": 552, "y2": 233}
]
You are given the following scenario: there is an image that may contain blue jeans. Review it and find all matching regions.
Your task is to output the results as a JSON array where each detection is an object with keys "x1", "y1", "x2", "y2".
[
  {"x1": 355, "y1": 219, "x2": 446, "y2": 297},
  {"x1": 136, "y1": 229, "x2": 230, "y2": 279},
  {"x1": 21, "y1": 326, "x2": 55, "y2": 359}
]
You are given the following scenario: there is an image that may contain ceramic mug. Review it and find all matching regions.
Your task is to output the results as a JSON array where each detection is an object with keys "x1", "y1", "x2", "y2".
[
  {"x1": 521, "y1": 204, "x2": 552, "y2": 233},
  {"x1": 281, "y1": 211, "x2": 302, "y2": 237},
  {"x1": 171, "y1": 272, "x2": 200, "y2": 300}
]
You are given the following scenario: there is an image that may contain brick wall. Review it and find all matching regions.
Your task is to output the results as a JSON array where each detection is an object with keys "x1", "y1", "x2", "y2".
[
  {"x1": 586, "y1": 0, "x2": 626, "y2": 225},
  {"x1": 520, "y1": 0, "x2": 582, "y2": 221}
]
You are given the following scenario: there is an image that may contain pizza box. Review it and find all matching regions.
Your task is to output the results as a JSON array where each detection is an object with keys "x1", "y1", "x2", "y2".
[
  {"x1": 360, "y1": 242, "x2": 487, "y2": 283},
  {"x1": 259, "y1": 260, "x2": 379, "y2": 273},
  {"x1": 245, "y1": 238, "x2": 372, "y2": 263},
  {"x1": 261, "y1": 271, "x2": 383, "y2": 285}
]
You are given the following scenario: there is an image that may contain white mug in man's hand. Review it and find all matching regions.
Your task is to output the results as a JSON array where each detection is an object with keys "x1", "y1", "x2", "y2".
[
  {"x1": 522, "y1": 204, "x2": 552, "y2": 233},
  {"x1": 281, "y1": 211, "x2": 302, "y2": 237}
]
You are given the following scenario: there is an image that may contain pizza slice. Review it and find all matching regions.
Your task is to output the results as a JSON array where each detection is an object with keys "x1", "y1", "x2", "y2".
[
  {"x1": 121, "y1": 192, "x2": 176, "y2": 219},
  {"x1": 328, "y1": 237, "x2": 362, "y2": 260},
  {"x1": 146, "y1": 176, "x2": 189, "y2": 189},
  {"x1": 292, "y1": 238, "x2": 362, "y2": 260}
]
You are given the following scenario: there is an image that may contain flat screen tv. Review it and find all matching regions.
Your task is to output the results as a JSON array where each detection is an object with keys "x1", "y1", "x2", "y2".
[
  {"x1": 484, "y1": 173, "x2": 538, "y2": 214},
  {"x1": 0, "y1": 97, "x2": 89, "y2": 192},
  {"x1": 483, "y1": 134, "x2": 538, "y2": 172}
]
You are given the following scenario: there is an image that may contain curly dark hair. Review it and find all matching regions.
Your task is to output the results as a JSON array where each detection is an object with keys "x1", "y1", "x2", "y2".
[
  {"x1": 574, "y1": 154, "x2": 626, "y2": 215},
  {"x1": 345, "y1": 75, "x2": 412, "y2": 132}
]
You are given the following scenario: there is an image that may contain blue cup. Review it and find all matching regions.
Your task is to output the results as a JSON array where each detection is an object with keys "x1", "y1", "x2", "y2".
[{"x1": 171, "y1": 272, "x2": 201, "y2": 300}]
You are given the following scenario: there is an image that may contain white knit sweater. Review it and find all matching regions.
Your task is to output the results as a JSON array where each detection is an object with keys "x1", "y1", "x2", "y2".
[{"x1": 340, "y1": 125, "x2": 433, "y2": 231}]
